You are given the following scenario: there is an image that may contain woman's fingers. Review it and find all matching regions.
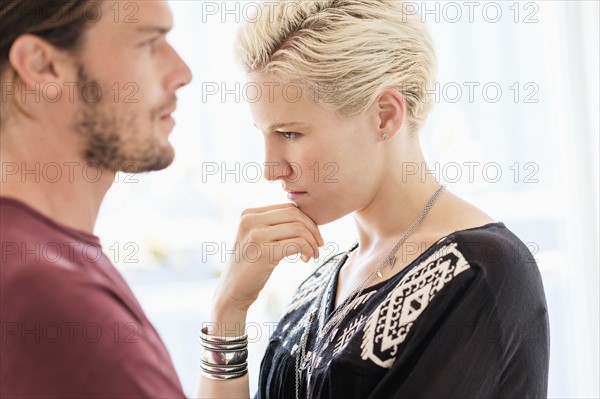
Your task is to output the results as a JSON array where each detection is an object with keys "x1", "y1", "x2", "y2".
[
  {"x1": 240, "y1": 205, "x2": 324, "y2": 247},
  {"x1": 214, "y1": 203, "x2": 325, "y2": 312},
  {"x1": 240, "y1": 203, "x2": 297, "y2": 216},
  {"x1": 273, "y1": 237, "x2": 316, "y2": 263},
  {"x1": 251, "y1": 223, "x2": 320, "y2": 259}
]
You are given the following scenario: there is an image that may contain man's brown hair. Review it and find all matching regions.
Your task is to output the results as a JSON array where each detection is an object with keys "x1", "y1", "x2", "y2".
[{"x1": 0, "y1": 0, "x2": 98, "y2": 75}]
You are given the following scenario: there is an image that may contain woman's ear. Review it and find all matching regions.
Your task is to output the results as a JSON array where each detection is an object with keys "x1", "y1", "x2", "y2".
[{"x1": 374, "y1": 88, "x2": 406, "y2": 141}]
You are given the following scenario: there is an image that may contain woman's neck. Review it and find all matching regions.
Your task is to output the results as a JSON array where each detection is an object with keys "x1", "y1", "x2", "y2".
[{"x1": 351, "y1": 139, "x2": 444, "y2": 257}]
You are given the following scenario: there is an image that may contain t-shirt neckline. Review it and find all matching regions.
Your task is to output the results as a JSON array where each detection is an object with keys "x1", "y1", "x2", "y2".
[{"x1": 0, "y1": 196, "x2": 101, "y2": 247}]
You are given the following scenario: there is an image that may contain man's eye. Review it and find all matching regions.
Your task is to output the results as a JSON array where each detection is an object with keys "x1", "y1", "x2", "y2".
[
  {"x1": 279, "y1": 131, "x2": 299, "y2": 140},
  {"x1": 142, "y1": 38, "x2": 159, "y2": 51}
]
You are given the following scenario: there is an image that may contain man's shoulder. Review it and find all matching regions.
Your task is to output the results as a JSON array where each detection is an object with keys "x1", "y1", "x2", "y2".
[
  {"x1": 1, "y1": 258, "x2": 103, "y2": 318},
  {"x1": 1, "y1": 196, "x2": 106, "y2": 276}
]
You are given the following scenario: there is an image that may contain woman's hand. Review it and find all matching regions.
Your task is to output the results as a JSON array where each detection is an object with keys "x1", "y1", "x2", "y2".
[
  {"x1": 213, "y1": 203, "x2": 325, "y2": 313},
  {"x1": 200, "y1": 203, "x2": 322, "y2": 394}
]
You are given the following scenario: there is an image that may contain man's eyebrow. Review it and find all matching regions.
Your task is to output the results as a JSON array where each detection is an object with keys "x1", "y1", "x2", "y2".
[
  {"x1": 253, "y1": 122, "x2": 304, "y2": 131},
  {"x1": 135, "y1": 26, "x2": 172, "y2": 35}
]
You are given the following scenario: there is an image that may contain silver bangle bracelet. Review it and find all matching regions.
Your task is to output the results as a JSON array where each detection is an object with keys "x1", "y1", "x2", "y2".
[
  {"x1": 201, "y1": 348, "x2": 248, "y2": 365},
  {"x1": 200, "y1": 327, "x2": 248, "y2": 343},
  {"x1": 200, "y1": 360, "x2": 248, "y2": 374},
  {"x1": 200, "y1": 336, "x2": 247, "y2": 346},
  {"x1": 200, "y1": 341, "x2": 248, "y2": 351},
  {"x1": 198, "y1": 327, "x2": 249, "y2": 381},
  {"x1": 200, "y1": 368, "x2": 248, "y2": 380}
]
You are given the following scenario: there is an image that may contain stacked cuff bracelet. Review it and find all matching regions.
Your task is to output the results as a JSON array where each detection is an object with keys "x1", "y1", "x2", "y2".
[{"x1": 199, "y1": 327, "x2": 248, "y2": 380}]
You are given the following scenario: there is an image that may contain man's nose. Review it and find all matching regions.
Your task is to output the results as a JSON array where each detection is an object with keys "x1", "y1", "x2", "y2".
[{"x1": 167, "y1": 45, "x2": 193, "y2": 92}]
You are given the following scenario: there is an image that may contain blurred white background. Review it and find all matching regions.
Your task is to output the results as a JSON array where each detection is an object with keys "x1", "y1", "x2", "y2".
[{"x1": 95, "y1": 1, "x2": 599, "y2": 398}]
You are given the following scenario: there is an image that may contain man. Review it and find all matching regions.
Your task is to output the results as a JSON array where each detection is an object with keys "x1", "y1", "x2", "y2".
[{"x1": 1, "y1": 1, "x2": 192, "y2": 396}]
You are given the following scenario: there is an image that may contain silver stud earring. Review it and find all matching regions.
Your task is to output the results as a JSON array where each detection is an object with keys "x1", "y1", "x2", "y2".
[{"x1": 382, "y1": 133, "x2": 389, "y2": 141}]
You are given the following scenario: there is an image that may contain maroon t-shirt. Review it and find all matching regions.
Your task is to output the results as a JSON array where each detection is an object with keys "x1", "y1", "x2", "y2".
[{"x1": 0, "y1": 197, "x2": 186, "y2": 398}]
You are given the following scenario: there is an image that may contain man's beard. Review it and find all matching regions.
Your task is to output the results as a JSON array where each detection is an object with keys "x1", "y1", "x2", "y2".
[{"x1": 73, "y1": 65, "x2": 176, "y2": 173}]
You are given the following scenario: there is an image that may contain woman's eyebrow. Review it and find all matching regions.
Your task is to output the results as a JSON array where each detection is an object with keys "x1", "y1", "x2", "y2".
[{"x1": 253, "y1": 122, "x2": 304, "y2": 130}]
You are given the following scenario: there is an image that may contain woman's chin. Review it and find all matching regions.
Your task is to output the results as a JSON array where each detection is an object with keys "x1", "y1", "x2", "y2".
[{"x1": 300, "y1": 206, "x2": 349, "y2": 227}]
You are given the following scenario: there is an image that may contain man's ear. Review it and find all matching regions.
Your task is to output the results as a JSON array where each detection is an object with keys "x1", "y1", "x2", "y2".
[
  {"x1": 8, "y1": 34, "x2": 71, "y2": 88},
  {"x1": 374, "y1": 88, "x2": 406, "y2": 141}
]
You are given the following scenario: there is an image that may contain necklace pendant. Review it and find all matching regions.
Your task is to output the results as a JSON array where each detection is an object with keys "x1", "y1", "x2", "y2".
[
  {"x1": 388, "y1": 255, "x2": 397, "y2": 270},
  {"x1": 376, "y1": 270, "x2": 383, "y2": 278}
]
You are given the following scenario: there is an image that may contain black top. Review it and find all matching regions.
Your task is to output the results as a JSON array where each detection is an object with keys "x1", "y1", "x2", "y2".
[{"x1": 256, "y1": 222, "x2": 550, "y2": 399}]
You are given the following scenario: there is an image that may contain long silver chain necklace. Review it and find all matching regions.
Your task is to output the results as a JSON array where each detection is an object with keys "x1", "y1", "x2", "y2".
[{"x1": 294, "y1": 185, "x2": 446, "y2": 399}]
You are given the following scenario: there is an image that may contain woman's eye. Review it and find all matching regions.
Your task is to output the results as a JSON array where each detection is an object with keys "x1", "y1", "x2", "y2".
[{"x1": 279, "y1": 131, "x2": 299, "y2": 140}]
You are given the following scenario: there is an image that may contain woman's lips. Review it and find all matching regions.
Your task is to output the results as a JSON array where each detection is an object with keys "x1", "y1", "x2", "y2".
[
  {"x1": 287, "y1": 191, "x2": 306, "y2": 201},
  {"x1": 284, "y1": 188, "x2": 307, "y2": 201}
]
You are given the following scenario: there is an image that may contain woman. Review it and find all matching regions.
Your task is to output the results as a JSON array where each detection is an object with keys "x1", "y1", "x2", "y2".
[{"x1": 198, "y1": 1, "x2": 550, "y2": 398}]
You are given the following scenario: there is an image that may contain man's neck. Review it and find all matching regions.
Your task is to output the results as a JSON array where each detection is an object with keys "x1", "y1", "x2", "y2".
[
  {"x1": 1, "y1": 155, "x2": 115, "y2": 234},
  {"x1": 1, "y1": 118, "x2": 119, "y2": 234}
]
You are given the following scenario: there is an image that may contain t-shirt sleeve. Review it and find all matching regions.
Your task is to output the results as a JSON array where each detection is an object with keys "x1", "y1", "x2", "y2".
[
  {"x1": 368, "y1": 256, "x2": 549, "y2": 399},
  {"x1": 1, "y1": 264, "x2": 186, "y2": 399}
]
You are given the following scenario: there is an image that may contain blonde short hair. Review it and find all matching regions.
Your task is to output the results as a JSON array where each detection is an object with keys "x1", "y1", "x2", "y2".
[{"x1": 235, "y1": 0, "x2": 438, "y2": 133}]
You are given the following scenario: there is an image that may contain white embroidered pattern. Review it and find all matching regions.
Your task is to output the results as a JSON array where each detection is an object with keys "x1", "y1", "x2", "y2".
[
  {"x1": 361, "y1": 243, "x2": 470, "y2": 368},
  {"x1": 333, "y1": 315, "x2": 365, "y2": 356},
  {"x1": 284, "y1": 255, "x2": 341, "y2": 315},
  {"x1": 281, "y1": 255, "x2": 343, "y2": 349}
]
